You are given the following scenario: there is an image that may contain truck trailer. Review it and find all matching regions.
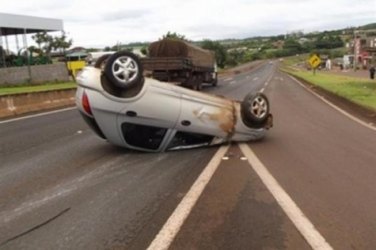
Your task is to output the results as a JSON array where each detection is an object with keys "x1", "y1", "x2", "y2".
[{"x1": 141, "y1": 39, "x2": 217, "y2": 90}]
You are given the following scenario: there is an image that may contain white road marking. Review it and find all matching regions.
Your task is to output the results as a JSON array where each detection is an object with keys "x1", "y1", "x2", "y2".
[
  {"x1": 0, "y1": 107, "x2": 77, "y2": 124},
  {"x1": 147, "y1": 145, "x2": 230, "y2": 250},
  {"x1": 288, "y1": 75, "x2": 376, "y2": 132},
  {"x1": 230, "y1": 81, "x2": 236, "y2": 85},
  {"x1": 260, "y1": 71, "x2": 275, "y2": 93},
  {"x1": 223, "y1": 77, "x2": 233, "y2": 82},
  {"x1": 239, "y1": 144, "x2": 333, "y2": 250},
  {"x1": 253, "y1": 77, "x2": 259, "y2": 81}
]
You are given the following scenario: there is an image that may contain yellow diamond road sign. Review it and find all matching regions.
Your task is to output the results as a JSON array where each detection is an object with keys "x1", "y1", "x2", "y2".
[{"x1": 309, "y1": 54, "x2": 321, "y2": 69}]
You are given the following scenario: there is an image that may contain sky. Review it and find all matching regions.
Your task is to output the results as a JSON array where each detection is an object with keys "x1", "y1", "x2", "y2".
[{"x1": 1, "y1": 0, "x2": 375, "y2": 49}]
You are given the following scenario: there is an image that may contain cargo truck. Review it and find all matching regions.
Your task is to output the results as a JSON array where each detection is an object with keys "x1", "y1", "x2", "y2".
[{"x1": 141, "y1": 39, "x2": 217, "y2": 90}]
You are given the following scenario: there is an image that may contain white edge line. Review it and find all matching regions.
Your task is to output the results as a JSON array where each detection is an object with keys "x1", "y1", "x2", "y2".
[
  {"x1": 287, "y1": 74, "x2": 376, "y2": 132},
  {"x1": 0, "y1": 107, "x2": 77, "y2": 124},
  {"x1": 238, "y1": 144, "x2": 333, "y2": 250},
  {"x1": 147, "y1": 145, "x2": 230, "y2": 250}
]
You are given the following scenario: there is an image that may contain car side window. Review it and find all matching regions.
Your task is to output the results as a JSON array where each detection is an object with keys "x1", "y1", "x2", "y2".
[
  {"x1": 121, "y1": 123, "x2": 167, "y2": 150},
  {"x1": 167, "y1": 131, "x2": 214, "y2": 150}
]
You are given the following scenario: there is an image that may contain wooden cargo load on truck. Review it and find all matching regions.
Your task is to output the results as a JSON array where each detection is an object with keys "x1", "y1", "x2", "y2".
[
  {"x1": 141, "y1": 39, "x2": 217, "y2": 90},
  {"x1": 148, "y1": 39, "x2": 215, "y2": 69}
]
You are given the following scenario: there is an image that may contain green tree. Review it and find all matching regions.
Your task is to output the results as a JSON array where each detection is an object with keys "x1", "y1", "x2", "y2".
[
  {"x1": 283, "y1": 38, "x2": 303, "y2": 54},
  {"x1": 161, "y1": 31, "x2": 187, "y2": 41},
  {"x1": 32, "y1": 32, "x2": 53, "y2": 56},
  {"x1": 226, "y1": 49, "x2": 245, "y2": 67},
  {"x1": 201, "y1": 40, "x2": 227, "y2": 68},
  {"x1": 32, "y1": 32, "x2": 46, "y2": 50},
  {"x1": 314, "y1": 34, "x2": 344, "y2": 49},
  {"x1": 140, "y1": 46, "x2": 148, "y2": 56},
  {"x1": 32, "y1": 32, "x2": 73, "y2": 58},
  {"x1": 52, "y1": 33, "x2": 72, "y2": 54}
]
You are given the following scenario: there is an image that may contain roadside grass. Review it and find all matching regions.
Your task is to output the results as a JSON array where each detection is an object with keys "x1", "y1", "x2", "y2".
[
  {"x1": 281, "y1": 62, "x2": 376, "y2": 111},
  {"x1": 283, "y1": 54, "x2": 309, "y2": 67},
  {"x1": 0, "y1": 82, "x2": 76, "y2": 96}
]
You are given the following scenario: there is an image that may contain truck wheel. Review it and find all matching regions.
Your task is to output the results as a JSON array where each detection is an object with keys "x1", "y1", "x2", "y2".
[
  {"x1": 94, "y1": 54, "x2": 111, "y2": 70},
  {"x1": 212, "y1": 76, "x2": 218, "y2": 87},
  {"x1": 195, "y1": 82, "x2": 202, "y2": 91},
  {"x1": 104, "y1": 51, "x2": 143, "y2": 89},
  {"x1": 241, "y1": 92, "x2": 270, "y2": 128}
]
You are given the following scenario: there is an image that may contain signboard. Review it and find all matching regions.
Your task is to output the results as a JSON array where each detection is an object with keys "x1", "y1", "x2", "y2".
[{"x1": 309, "y1": 54, "x2": 321, "y2": 69}]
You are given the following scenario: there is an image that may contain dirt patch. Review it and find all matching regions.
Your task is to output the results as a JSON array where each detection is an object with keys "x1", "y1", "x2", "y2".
[{"x1": 291, "y1": 74, "x2": 376, "y2": 126}]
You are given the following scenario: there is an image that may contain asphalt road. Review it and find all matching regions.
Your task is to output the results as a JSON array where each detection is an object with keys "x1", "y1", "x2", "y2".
[{"x1": 1, "y1": 62, "x2": 376, "y2": 249}]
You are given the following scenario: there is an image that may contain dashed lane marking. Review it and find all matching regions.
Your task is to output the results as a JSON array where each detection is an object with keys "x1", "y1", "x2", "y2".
[
  {"x1": 239, "y1": 144, "x2": 333, "y2": 250},
  {"x1": 147, "y1": 145, "x2": 230, "y2": 250},
  {"x1": 223, "y1": 77, "x2": 233, "y2": 82}
]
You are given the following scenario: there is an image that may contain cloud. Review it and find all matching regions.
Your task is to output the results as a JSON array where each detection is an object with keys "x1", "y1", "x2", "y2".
[
  {"x1": 1, "y1": 0, "x2": 375, "y2": 48},
  {"x1": 101, "y1": 9, "x2": 150, "y2": 22}
]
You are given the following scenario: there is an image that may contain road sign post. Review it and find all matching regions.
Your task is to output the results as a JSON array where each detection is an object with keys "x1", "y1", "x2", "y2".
[{"x1": 308, "y1": 54, "x2": 321, "y2": 75}]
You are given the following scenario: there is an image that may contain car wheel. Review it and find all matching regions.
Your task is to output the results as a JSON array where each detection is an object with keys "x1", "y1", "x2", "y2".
[
  {"x1": 104, "y1": 51, "x2": 143, "y2": 89},
  {"x1": 241, "y1": 92, "x2": 269, "y2": 128},
  {"x1": 212, "y1": 77, "x2": 218, "y2": 87},
  {"x1": 94, "y1": 54, "x2": 111, "y2": 70},
  {"x1": 196, "y1": 82, "x2": 202, "y2": 91}
]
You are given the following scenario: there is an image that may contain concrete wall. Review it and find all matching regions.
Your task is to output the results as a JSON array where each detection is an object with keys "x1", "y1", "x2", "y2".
[
  {"x1": 0, "y1": 89, "x2": 76, "y2": 119},
  {"x1": 0, "y1": 63, "x2": 70, "y2": 85}
]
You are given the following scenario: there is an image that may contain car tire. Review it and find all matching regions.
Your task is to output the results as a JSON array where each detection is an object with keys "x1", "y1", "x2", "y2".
[
  {"x1": 211, "y1": 72, "x2": 218, "y2": 87},
  {"x1": 241, "y1": 92, "x2": 270, "y2": 128},
  {"x1": 212, "y1": 77, "x2": 218, "y2": 87},
  {"x1": 104, "y1": 51, "x2": 143, "y2": 89},
  {"x1": 94, "y1": 54, "x2": 111, "y2": 70},
  {"x1": 196, "y1": 82, "x2": 202, "y2": 91}
]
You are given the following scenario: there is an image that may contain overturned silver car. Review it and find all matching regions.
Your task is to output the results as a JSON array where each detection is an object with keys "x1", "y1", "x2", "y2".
[{"x1": 76, "y1": 51, "x2": 272, "y2": 152}]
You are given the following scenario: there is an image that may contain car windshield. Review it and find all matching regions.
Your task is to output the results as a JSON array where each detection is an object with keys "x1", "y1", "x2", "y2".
[{"x1": 121, "y1": 123, "x2": 167, "y2": 150}]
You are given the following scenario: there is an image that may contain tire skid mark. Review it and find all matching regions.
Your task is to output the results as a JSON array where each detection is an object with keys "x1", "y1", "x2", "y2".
[
  {"x1": 0, "y1": 155, "x2": 128, "y2": 225},
  {"x1": 0, "y1": 208, "x2": 71, "y2": 247}
]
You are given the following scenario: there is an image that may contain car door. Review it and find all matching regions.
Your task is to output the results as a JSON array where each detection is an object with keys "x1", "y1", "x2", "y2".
[{"x1": 117, "y1": 82, "x2": 181, "y2": 151}]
